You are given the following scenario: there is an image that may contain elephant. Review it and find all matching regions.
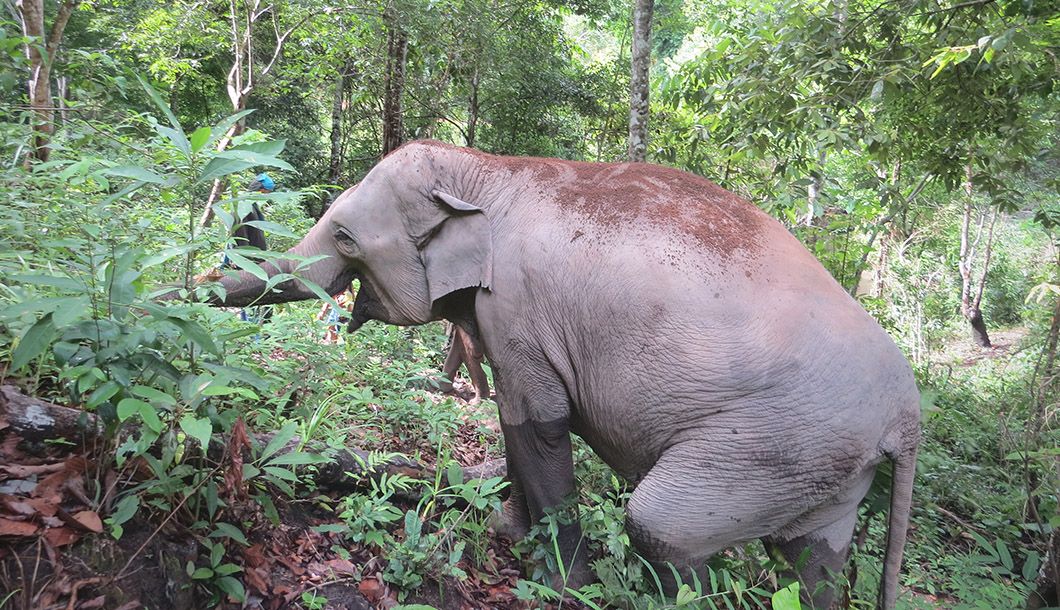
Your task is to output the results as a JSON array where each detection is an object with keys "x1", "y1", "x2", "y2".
[{"x1": 192, "y1": 140, "x2": 920, "y2": 609}]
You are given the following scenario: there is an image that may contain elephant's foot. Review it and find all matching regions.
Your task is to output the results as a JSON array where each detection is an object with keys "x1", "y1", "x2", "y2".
[
  {"x1": 488, "y1": 504, "x2": 530, "y2": 542},
  {"x1": 551, "y1": 551, "x2": 596, "y2": 594},
  {"x1": 433, "y1": 375, "x2": 455, "y2": 393}
]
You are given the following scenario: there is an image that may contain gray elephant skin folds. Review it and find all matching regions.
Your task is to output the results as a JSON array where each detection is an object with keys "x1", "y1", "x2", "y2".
[{"x1": 192, "y1": 140, "x2": 920, "y2": 609}]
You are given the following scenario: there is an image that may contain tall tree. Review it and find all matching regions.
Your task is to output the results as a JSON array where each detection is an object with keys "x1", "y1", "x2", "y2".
[
  {"x1": 17, "y1": 0, "x2": 81, "y2": 164},
  {"x1": 199, "y1": 0, "x2": 324, "y2": 227},
  {"x1": 381, "y1": 7, "x2": 408, "y2": 158},
  {"x1": 628, "y1": 0, "x2": 653, "y2": 162}
]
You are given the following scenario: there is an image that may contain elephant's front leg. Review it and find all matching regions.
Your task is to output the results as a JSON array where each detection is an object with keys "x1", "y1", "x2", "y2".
[{"x1": 499, "y1": 415, "x2": 593, "y2": 591}]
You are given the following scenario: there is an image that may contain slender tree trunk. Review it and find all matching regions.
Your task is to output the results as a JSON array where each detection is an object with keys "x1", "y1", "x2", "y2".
[
  {"x1": 466, "y1": 68, "x2": 480, "y2": 148},
  {"x1": 328, "y1": 58, "x2": 353, "y2": 185},
  {"x1": 958, "y1": 163, "x2": 995, "y2": 348},
  {"x1": 18, "y1": 0, "x2": 80, "y2": 165},
  {"x1": 381, "y1": 9, "x2": 408, "y2": 158},
  {"x1": 628, "y1": 0, "x2": 653, "y2": 163}
]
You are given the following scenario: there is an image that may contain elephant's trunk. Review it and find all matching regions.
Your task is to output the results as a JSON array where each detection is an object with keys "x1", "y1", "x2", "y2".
[{"x1": 161, "y1": 205, "x2": 356, "y2": 308}]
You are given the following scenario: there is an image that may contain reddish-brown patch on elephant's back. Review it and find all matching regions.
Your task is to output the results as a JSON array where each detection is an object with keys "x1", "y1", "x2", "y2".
[{"x1": 451, "y1": 143, "x2": 767, "y2": 255}]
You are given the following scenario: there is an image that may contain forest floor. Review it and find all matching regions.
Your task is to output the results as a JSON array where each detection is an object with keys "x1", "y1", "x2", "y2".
[{"x1": 0, "y1": 377, "x2": 577, "y2": 610}]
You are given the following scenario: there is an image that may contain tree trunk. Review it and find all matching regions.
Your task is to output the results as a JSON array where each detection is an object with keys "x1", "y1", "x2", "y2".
[
  {"x1": 327, "y1": 58, "x2": 353, "y2": 185},
  {"x1": 628, "y1": 0, "x2": 653, "y2": 163},
  {"x1": 466, "y1": 68, "x2": 480, "y2": 148},
  {"x1": 17, "y1": 0, "x2": 81, "y2": 165},
  {"x1": 958, "y1": 163, "x2": 994, "y2": 348},
  {"x1": 381, "y1": 10, "x2": 408, "y2": 158}
]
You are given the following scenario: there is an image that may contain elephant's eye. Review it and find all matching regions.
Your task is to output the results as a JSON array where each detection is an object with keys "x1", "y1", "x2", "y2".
[{"x1": 335, "y1": 229, "x2": 356, "y2": 246}]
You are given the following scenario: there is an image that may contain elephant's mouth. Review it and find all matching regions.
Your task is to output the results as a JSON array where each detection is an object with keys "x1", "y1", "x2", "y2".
[{"x1": 346, "y1": 278, "x2": 387, "y2": 332}]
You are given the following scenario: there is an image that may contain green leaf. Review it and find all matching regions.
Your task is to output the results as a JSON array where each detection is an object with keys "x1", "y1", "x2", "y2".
[
  {"x1": 261, "y1": 422, "x2": 298, "y2": 462},
  {"x1": 138, "y1": 401, "x2": 163, "y2": 433},
  {"x1": 446, "y1": 462, "x2": 463, "y2": 489},
  {"x1": 7, "y1": 274, "x2": 84, "y2": 291},
  {"x1": 137, "y1": 75, "x2": 190, "y2": 159},
  {"x1": 997, "y1": 540, "x2": 1014, "y2": 572},
  {"x1": 190, "y1": 126, "x2": 212, "y2": 154},
  {"x1": 215, "y1": 576, "x2": 245, "y2": 602},
  {"x1": 131, "y1": 385, "x2": 177, "y2": 406},
  {"x1": 675, "y1": 583, "x2": 696, "y2": 606},
  {"x1": 210, "y1": 522, "x2": 249, "y2": 545},
  {"x1": 198, "y1": 152, "x2": 293, "y2": 184},
  {"x1": 771, "y1": 582, "x2": 801, "y2": 610},
  {"x1": 86, "y1": 381, "x2": 121, "y2": 409},
  {"x1": 220, "y1": 250, "x2": 267, "y2": 281},
  {"x1": 116, "y1": 397, "x2": 147, "y2": 422},
  {"x1": 11, "y1": 312, "x2": 57, "y2": 370},
  {"x1": 108, "y1": 494, "x2": 140, "y2": 527},
  {"x1": 190, "y1": 567, "x2": 214, "y2": 580},
  {"x1": 231, "y1": 139, "x2": 287, "y2": 157},
  {"x1": 179, "y1": 415, "x2": 213, "y2": 450},
  {"x1": 106, "y1": 165, "x2": 175, "y2": 186},
  {"x1": 168, "y1": 318, "x2": 219, "y2": 355},
  {"x1": 214, "y1": 563, "x2": 243, "y2": 576}
]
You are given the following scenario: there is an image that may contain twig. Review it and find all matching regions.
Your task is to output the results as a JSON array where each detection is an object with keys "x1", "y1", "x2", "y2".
[
  {"x1": 933, "y1": 504, "x2": 984, "y2": 533},
  {"x1": 64, "y1": 577, "x2": 103, "y2": 610}
]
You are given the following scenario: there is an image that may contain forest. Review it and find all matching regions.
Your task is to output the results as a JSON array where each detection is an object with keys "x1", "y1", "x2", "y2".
[{"x1": 0, "y1": 0, "x2": 1059, "y2": 609}]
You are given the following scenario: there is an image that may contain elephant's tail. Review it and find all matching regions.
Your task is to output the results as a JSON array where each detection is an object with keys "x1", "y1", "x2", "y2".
[{"x1": 879, "y1": 428, "x2": 919, "y2": 610}]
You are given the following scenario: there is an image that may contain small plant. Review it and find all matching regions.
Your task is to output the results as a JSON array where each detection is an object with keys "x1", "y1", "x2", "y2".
[
  {"x1": 300, "y1": 591, "x2": 328, "y2": 609},
  {"x1": 187, "y1": 538, "x2": 246, "y2": 605}
]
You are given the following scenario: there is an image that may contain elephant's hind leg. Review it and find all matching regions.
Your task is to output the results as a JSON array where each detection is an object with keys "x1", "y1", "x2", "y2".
[
  {"x1": 761, "y1": 467, "x2": 875, "y2": 609},
  {"x1": 623, "y1": 445, "x2": 797, "y2": 595}
]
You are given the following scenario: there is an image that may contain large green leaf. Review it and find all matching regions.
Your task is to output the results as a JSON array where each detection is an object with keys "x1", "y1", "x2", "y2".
[
  {"x1": 106, "y1": 165, "x2": 176, "y2": 186},
  {"x1": 232, "y1": 139, "x2": 287, "y2": 157},
  {"x1": 11, "y1": 313, "x2": 57, "y2": 370},
  {"x1": 6, "y1": 274, "x2": 84, "y2": 292},
  {"x1": 168, "y1": 318, "x2": 220, "y2": 355},
  {"x1": 197, "y1": 147, "x2": 294, "y2": 184},
  {"x1": 137, "y1": 75, "x2": 190, "y2": 159}
]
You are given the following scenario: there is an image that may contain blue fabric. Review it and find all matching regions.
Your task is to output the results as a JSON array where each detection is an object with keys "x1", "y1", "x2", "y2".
[{"x1": 256, "y1": 173, "x2": 274, "y2": 192}]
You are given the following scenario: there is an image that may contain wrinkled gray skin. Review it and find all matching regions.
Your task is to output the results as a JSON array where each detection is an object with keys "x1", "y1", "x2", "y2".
[{"x1": 204, "y1": 141, "x2": 920, "y2": 609}]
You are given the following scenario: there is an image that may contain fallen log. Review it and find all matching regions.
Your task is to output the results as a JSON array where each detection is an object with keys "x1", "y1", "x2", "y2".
[{"x1": 0, "y1": 385, "x2": 103, "y2": 452}]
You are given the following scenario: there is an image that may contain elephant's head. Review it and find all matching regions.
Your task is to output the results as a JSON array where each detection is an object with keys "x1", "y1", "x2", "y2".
[{"x1": 207, "y1": 143, "x2": 493, "y2": 325}]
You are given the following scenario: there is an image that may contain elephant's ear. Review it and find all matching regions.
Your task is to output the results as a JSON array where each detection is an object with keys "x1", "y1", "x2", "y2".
[{"x1": 420, "y1": 190, "x2": 493, "y2": 304}]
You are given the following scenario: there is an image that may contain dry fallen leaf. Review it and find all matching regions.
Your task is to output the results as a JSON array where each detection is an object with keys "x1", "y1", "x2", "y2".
[
  {"x1": 358, "y1": 577, "x2": 383, "y2": 602},
  {"x1": 0, "y1": 516, "x2": 38, "y2": 538},
  {"x1": 324, "y1": 557, "x2": 359, "y2": 576},
  {"x1": 43, "y1": 525, "x2": 79, "y2": 546},
  {"x1": 71, "y1": 510, "x2": 103, "y2": 533}
]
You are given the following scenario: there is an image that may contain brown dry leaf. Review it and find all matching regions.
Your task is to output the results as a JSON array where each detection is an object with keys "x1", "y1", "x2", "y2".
[
  {"x1": 78, "y1": 595, "x2": 107, "y2": 609},
  {"x1": 243, "y1": 543, "x2": 266, "y2": 568},
  {"x1": 43, "y1": 525, "x2": 79, "y2": 546},
  {"x1": 1, "y1": 434, "x2": 24, "y2": 458},
  {"x1": 0, "y1": 516, "x2": 38, "y2": 538},
  {"x1": 113, "y1": 602, "x2": 144, "y2": 610},
  {"x1": 245, "y1": 566, "x2": 270, "y2": 594},
  {"x1": 223, "y1": 417, "x2": 251, "y2": 503},
  {"x1": 323, "y1": 557, "x2": 359, "y2": 576},
  {"x1": 31, "y1": 468, "x2": 71, "y2": 499},
  {"x1": 72, "y1": 510, "x2": 103, "y2": 533},
  {"x1": 0, "y1": 494, "x2": 36, "y2": 517},
  {"x1": 65, "y1": 456, "x2": 88, "y2": 474},
  {"x1": 485, "y1": 586, "x2": 516, "y2": 603},
  {"x1": 27, "y1": 496, "x2": 59, "y2": 517},
  {"x1": 2, "y1": 462, "x2": 65, "y2": 478},
  {"x1": 358, "y1": 577, "x2": 383, "y2": 602}
]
